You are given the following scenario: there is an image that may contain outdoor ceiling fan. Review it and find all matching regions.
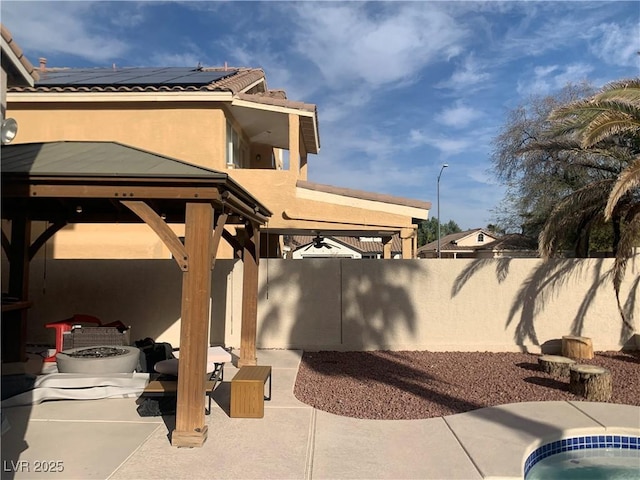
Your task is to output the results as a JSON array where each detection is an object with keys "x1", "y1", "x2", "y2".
[{"x1": 311, "y1": 234, "x2": 332, "y2": 249}]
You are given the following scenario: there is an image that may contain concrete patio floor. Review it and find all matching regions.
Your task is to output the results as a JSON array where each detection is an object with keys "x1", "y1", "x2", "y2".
[{"x1": 1, "y1": 349, "x2": 639, "y2": 479}]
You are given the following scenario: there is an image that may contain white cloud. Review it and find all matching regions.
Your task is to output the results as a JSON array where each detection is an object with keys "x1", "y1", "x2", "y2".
[
  {"x1": 435, "y1": 102, "x2": 483, "y2": 128},
  {"x1": 289, "y1": 3, "x2": 468, "y2": 90},
  {"x1": 312, "y1": 86, "x2": 381, "y2": 125},
  {"x1": 1, "y1": 1, "x2": 129, "y2": 63},
  {"x1": 589, "y1": 22, "x2": 640, "y2": 68},
  {"x1": 533, "y1": 65, "x2": 558, "y2": 77},
  {"x1": 441, "y1": 54, "x2": 491, "y2": 91},
  {"x1": 517, "y1": 63, "x2": 594, "y2": 96},
  {"x1": 409, "y1": 129, "x2": 473, "y2": 156}
]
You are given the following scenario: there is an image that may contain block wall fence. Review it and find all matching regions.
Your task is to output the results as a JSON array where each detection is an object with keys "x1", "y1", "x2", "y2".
[{"x1": 13, "y1": 256, "x2": 640, "y2": 354}]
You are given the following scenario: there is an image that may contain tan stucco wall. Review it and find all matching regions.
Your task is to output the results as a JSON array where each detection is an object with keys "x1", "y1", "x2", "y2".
[
  {"x1": 8, "y1": 103, "x2": 227, "y2": 169},
  {"x1": 18, "y1": 256, "x2": 639, "y2": 354},
  {"x1": 7, "y1": 100, "x2": 424, "y2": 258},
  {"x1": 230, "y1": 169, "x2": 418, "y2": 231}
]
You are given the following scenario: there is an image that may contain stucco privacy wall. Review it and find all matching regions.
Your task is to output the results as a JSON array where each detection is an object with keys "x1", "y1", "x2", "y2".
[{"x1": 17, "y1": 257, "x2": 638, "y2": 353}]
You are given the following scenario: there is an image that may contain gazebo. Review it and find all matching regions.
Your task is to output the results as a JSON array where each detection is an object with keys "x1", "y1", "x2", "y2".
[{"x1": 1, "y1": 140, "x2": 271, "y2": 447}]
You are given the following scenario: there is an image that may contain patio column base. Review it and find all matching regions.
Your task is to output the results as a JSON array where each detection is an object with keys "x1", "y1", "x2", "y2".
[
  {"x1": 171, "y1": 425, "x2": 208, "y2": 448},
  {"x1": 237, "y1": 356, "x2": 257, "y2": 368}
]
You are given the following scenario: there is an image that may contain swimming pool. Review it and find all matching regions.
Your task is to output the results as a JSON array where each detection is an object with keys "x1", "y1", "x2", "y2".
[{"x1": 524, "y1": 435, "x2": 640, "y2": 480}]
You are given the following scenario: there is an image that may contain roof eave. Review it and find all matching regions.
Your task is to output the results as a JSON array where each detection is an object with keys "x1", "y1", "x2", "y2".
[{"x1": 1, "y1": 34, "x2": 37, "y2": 87}]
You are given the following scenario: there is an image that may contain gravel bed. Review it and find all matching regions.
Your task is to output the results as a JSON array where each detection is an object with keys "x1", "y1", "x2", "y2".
[{"x1": 293, "y1": 350, "x2": 640, "y2": 420}]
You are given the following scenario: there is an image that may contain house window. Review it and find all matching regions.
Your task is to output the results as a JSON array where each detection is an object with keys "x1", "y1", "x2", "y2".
[
  {"x1": 226, "y1": 120, "x2": 248, "y2": 168},
  {"x1": 478, "y1": 233, "x2": 484, "y2": 242}
]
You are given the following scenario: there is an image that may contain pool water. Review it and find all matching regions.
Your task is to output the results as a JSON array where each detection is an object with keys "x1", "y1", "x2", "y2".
[{"x1": 526, "y1": 448, "x2": 640, "y2": 480}]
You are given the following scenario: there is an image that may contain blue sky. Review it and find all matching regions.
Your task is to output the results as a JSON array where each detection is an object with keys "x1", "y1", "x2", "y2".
[{"x1": 3, "y1": 1, "x2": 639, "y2": 229}]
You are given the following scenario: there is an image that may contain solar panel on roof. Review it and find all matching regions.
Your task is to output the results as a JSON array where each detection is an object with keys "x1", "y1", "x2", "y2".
[{"x1": 36, "y1": 67, "x2": 237, "y2": 87}]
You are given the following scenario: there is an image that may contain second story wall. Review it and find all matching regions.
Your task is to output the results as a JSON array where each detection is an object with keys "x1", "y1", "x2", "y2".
[{"x1": 7, "y1": 101, "x2": 228, "y2": 170}]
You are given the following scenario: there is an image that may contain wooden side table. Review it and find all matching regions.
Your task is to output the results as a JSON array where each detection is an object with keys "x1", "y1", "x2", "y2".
[{"x1": 230, "y1": 365, "x2": 272, "y2": 418}]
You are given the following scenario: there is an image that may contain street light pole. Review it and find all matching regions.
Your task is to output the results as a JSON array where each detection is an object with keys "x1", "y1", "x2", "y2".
[{"x1": 436, "y1": 164, "x2": 448, "y2": 259}]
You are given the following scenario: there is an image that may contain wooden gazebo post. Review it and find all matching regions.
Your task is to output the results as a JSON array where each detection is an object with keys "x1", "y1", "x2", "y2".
[
  {"x1": 171, "y1": 201, "x2": 214, "y2": 447},
  {"x1": 3, "y1": 214, "x2": 31, "y2": 362},
  {"x1": 238, "y1": 221, "x2": 260, "y2": 367}
]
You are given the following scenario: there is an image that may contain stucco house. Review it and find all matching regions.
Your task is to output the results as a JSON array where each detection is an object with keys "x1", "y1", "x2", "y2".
[
  {"x1": 417, "y1": 229, "x2": 539, "y2": 259},
  {"x1": 0, "y1": 26, "x2": 278, "y2": 446},
  {"x1": 5, "y1": 59, "x2": 430, "y2": 259}
]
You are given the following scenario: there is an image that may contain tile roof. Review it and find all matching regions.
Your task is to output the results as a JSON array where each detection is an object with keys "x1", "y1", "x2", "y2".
[
  {"x1": 1, "y1": 24, "x2": 40, "y2": 84},
  {"x1": 236, "y1": 91, "x2": 316, "y2": 113}
]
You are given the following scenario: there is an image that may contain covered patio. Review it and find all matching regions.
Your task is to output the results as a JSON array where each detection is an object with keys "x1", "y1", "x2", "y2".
[{"x1": 1, "y1": 140, "x2": 271, "y2": 447}]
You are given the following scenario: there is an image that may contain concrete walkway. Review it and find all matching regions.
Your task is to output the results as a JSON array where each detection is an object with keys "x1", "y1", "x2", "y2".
[{"x1": 1, "y1": 350, "x2": 638, "y2": 479}]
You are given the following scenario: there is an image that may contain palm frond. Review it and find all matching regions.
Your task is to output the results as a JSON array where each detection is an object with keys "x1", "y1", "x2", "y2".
[
  {"x1": 605, "y1": 155, "x2": 640, "y2": 219},
  {"x1": 549, "y1": 77, "x2": 640, "y2": 147},
  {"x1": 539, "y1": 181, "x2": 612, "y2": 257},
  {"x1": 611, "y1": 211, "x2": 640, "y2": 329},
  {"x1": 583, "y1": 111, "x2": 640, "y2": 148}
]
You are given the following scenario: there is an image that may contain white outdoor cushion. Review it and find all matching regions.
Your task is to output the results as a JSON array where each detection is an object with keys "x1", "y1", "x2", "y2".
[{"x1": 154, "y1": 346, "x2": 231, "y2": 376}]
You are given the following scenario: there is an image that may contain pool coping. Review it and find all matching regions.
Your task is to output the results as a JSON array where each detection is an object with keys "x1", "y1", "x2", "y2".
[
  {"x1": 440, "y1": 400, "x2": 640, "y2": 480},
  {"x1": 523, "y1": 433, "x2": 639, "y2": 477}
]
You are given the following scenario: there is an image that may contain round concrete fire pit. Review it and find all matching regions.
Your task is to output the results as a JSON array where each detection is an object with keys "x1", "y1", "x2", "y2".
[{"x1": 56, "y1": 346, "x2": 140, "y2": 374}]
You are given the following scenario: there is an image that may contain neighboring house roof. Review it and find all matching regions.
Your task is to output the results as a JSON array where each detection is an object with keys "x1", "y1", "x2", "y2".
[
  {"x1": 288, "y1": 234, "x2": 402, "y2": 256},
  {"x1": 417, "y1": 229, "x2": 539, "y2": 258},
  {"x1": 1, "y1": 24, "x2": 39, "y2": 86},
  {"x1": 417, "y1": 228, "x2": 498, "y2": 254}
]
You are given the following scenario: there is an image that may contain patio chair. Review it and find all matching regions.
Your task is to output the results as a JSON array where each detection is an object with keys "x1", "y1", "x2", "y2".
[{"x1": 44, "y1": 314, "x2": 102, "y2": 362}]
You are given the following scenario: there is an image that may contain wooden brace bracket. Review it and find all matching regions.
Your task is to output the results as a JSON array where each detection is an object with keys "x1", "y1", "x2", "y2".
[{"x1": 121, "y1": 200, "x2": 189, "y2": 271}]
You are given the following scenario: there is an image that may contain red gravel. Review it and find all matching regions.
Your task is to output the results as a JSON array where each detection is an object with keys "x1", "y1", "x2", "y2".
[{"x1": 293, "y1": 350, "x2": 640, "y2": 420}]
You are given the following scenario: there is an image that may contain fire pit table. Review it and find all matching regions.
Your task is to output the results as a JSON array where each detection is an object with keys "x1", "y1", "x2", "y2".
[{"x1": 56, "y1": 345, "x2": 140, "y2": 374}]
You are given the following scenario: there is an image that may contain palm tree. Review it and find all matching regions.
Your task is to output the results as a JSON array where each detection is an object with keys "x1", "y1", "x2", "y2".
[
  {"x1": 550, "y1": 79, "x2": 640, "y2": 215},
  {"x1": 544, "y1": 78, "x2": 640, "y2": 326}
]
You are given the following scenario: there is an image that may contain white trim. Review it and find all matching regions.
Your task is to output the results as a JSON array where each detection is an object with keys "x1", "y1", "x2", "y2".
[
  {"x1": 231, "y1": 98, "x2": 316, "y2": 117},
  {"x1": 238, "y1": 78, "x2": 267, "y2": 94}
]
